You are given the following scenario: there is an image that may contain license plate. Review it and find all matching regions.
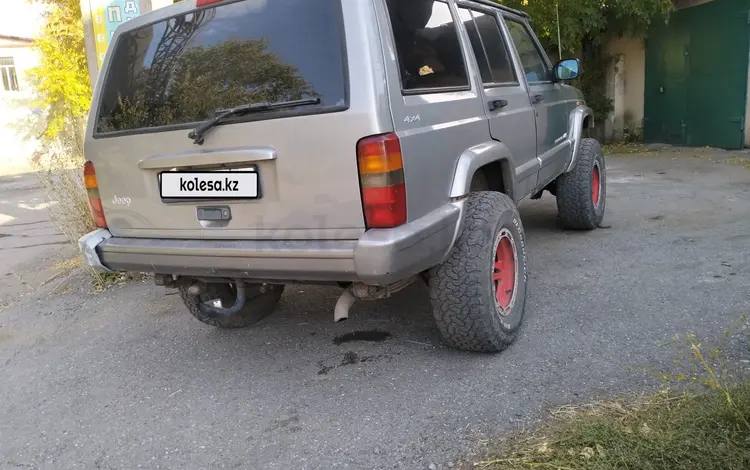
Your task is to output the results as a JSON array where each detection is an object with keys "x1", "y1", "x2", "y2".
[{"x1": 159, "y1": 170, "x2": 259, "y2": 199}]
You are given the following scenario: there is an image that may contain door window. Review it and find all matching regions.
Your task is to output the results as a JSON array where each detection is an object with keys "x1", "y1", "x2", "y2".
[
  {"x1": 386, "y1": 0, "x2": 470, "y2": 92},
  {"x1": 457, "y1": 8, "x2": 492, "y2": 83},
  {"x1": 469, "y1": 11, "x2": 517, "y2": 84},
  {"x1": 505, "y1": 20, "x2": 550, "y2": 83}
]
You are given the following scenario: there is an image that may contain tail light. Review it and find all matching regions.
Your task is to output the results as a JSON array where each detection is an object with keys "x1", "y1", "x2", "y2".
[
  {"x1": 196, "y1": 0, "x2": 224, "y2": 6},
  {"x1": 83, "y1": 161, "x2": 107, "y2": 229},
  {"x1": 357, "y1": 133, "x2": 407, "y2": 228}
]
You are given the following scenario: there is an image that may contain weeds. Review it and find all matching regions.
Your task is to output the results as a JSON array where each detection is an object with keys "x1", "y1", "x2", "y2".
[
  {"x1": 31, "y1": 122, "x2": 93, "y2": 244},
  {"x1": 470, "y1": 315, "x2": 750, "y2": 470},
  {"x1": 30, "y1": 123, "x2": 127, "y2": 290}
]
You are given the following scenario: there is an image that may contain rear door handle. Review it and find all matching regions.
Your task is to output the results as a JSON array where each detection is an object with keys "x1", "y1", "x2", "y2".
[
  {"x1": 531, "y1": 94, "x2": 544, "y2": 104},
  {"x1": 488, "y1": 99, "x2": 508, "y2": 111}
]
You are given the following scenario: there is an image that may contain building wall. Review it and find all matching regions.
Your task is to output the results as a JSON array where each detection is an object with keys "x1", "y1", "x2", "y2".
[
  {"x1": 603, "y1": 35, "x2": 646, "y2": 141},
  {"x1": 0, "y1": 42, "x2": 43, "y2": 174},
  {"x1": 746, "y1": 48, "x2": 750, "y2": 147},
  {"x1": 0, "y1": 0, "x2": 46, "y2": 174},
  {"x1": 604, "y1": 0, "x2": 750, "y2": 146}
]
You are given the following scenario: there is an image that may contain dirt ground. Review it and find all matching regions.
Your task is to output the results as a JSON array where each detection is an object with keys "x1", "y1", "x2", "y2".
[{"x1": 1, "y1": 149, "x2": 749, "y2": 469}]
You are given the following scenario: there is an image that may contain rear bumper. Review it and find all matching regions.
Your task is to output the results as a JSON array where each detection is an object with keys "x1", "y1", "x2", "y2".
[{"x1": 78, "y1": 202, "x2": 464, "y2": 285}]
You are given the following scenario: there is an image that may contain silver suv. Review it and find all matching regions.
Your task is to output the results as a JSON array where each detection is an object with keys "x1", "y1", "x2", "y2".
[{"x1": 79, "y1": 0, "x2": 606, "y2": 352}]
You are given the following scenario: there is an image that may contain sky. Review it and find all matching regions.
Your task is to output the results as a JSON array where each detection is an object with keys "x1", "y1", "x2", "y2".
[{"x1": 0, "y1": 0, "x2": 46, "y2": 38}]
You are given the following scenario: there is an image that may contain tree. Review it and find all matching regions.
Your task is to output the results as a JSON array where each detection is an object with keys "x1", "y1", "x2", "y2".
[
  {"x1": 499, "y1": 0, "x2": 672, "y2": 122},
  {"x1": 499, "y1": 0, "x2": 673, "y2": 55},
  {"x1": 27, "y1": 0, "x2": 92, "y2": 141}
]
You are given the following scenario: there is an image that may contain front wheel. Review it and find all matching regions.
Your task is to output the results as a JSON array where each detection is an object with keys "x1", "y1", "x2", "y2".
[
  {"x1": 555, "y1": 138, "x2": 606, "y2": 230},
  {"x1": 429, "y1": 192, "x2": 528, "y2": 352}
]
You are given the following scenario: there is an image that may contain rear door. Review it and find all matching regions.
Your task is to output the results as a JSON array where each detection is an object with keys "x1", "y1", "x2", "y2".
[
  {"x1": 504, "y1": 17, "x2": 570, "y2": 188},
  {"x1": 86, "y1": 0, "x2": 375, "y2": 240},
  {"x1": 455, "y1": 4, "x2": 538, "y2": 199}
]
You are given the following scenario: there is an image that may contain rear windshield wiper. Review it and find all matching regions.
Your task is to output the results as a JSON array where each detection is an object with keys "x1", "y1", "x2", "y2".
[{"x1": 188, "y1": 98, "x2": 321, "y2": 145}]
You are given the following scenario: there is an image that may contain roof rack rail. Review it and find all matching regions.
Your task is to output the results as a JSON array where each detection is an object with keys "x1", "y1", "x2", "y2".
[{"x1": 456, "y1": 0, "x2": 531, "y2": 19}]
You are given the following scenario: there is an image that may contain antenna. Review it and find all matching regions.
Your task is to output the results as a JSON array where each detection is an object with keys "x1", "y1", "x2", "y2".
[{"x1": 556, "y1": 0, "x2": 562, "y2": 59}]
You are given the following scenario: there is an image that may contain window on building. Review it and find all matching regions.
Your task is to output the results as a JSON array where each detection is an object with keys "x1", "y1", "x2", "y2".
[
  {"x1": 385, "y1": 0, "x2": 470, "y2": 92},
  {"x1": 0, "y1": 57, "x2": 19, "y2": 92}
]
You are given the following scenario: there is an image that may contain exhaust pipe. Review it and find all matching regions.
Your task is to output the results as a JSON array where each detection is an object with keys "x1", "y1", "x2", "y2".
[{"x1": 334, "y1": 287, "x2": 356, "y2": 322}]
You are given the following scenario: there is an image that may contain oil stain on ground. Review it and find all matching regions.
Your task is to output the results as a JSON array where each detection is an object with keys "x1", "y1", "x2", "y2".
[
  {"x1": 333, "y1": 330, "x2": 391, "y2": 345},
  {"x1": 318, "y1": 351, "x2": 388, "y2": 375}
]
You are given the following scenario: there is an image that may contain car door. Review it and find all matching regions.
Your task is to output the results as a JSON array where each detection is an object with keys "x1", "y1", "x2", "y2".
[
  {"x1": 503, "y1": 17, "x2": 570, "y2": 189},
  {"x1": 455, "y1": 4, "x2": 538, "y2": 200}
]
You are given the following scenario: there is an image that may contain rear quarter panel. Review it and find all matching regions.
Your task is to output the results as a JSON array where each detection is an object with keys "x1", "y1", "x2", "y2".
[{"x1": 373, "y1": 0, "x2": 491, "y2": 222}]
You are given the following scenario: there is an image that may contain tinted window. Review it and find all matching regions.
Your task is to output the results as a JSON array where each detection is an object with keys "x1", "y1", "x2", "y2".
[
  {"x1": 457, "y1": 8, "x2": 492, "y2": 83},
  {"x1": 471, "y1": 11, "x2": 516, "y2": 84},
  {"x1": 386, "y1": 0, "x2": 469, "y2": 91},
  {"x1": 96, "y1": 0, "x2": 347, "y2": 134},
  {"x1": 506, "y1": 20, "x2": 550, "y2": 83}
]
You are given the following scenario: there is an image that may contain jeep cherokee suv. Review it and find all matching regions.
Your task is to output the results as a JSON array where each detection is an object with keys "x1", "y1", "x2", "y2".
[{"x1": 79, "y1": 0, "x2": 606, "y2": 352}]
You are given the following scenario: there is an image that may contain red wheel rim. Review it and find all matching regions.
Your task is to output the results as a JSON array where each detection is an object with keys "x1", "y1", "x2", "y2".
[
  {"x1": 592, "y1": 164, "x2": 601, "y2": 207},
  {"x1": 492, "y1": 230, "x2": 517, "y2": 312}
]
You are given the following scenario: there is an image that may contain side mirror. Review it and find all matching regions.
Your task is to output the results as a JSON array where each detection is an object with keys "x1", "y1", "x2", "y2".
[{"x1": 554, "y1": 58, "x2": 581, "y2": 81}]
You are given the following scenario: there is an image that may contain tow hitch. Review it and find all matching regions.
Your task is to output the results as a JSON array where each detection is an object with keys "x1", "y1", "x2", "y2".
[{"x1": 186, "y1": 279, "x2": 248, "y2": 317}]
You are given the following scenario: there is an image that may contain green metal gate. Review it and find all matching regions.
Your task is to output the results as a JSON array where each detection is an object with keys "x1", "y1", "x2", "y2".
[{"x1": 644, "y1": 0, "x2": 750, "y2": 149}]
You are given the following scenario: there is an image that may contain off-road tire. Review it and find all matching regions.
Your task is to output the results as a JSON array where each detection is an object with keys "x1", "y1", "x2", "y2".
[
  {"x1": 179, "y1": 283, "x2": 284, "y2": 328},
  {"x1": 429, "y1": 192, "x2": 528, "y2": 352},
  {"x1": 556, "y1": 138, "x2": 606, "y2": 229}
]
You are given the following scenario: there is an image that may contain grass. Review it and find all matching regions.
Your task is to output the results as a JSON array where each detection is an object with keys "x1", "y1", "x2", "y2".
[
  {"x1": 720, "y1": 157, "x2": 750, "y2": 170},
  {"x1": 474, "y1": 385, "x2": 750, "y2": 470},
  {"x1": 468, "y1": 316, "x2": 750, "y2": 470},
  {"x1": 602, "y1": 142, "x2": 657, "y2": 155}
]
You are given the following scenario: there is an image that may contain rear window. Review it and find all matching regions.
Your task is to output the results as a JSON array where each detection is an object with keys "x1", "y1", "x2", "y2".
[{"x1": 95, "y1": 0, "x2": 347, "y2": 135}]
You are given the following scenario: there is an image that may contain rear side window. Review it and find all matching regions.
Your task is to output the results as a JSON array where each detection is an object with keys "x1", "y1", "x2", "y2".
[
  {"x1": 386, "y1": 0, "x2": 469, "y2": 92},
  {"x1": 96, "y1": 0, "x2": 347, "y2": 135}
]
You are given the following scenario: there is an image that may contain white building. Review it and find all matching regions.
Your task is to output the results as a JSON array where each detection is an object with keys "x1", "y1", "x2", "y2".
[{"x1": 0, "y1": 0, "x2": 46, "y2": 174}]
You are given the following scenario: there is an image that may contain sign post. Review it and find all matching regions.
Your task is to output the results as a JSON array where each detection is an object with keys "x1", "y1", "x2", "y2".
[{"x1": 80, "y1": 0, "x2": 173, "y2": 87}]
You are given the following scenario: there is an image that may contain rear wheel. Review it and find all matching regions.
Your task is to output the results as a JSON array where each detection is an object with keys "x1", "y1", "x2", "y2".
[
  {"x1": 429, "y1": 192, "x2": 528, "y2": 352},
  {"x1": 556, "y1": 138, "x2": 606, "y2": 230},
  {"x1": 179, "y1": 282, "x2": 284, "y2": 328}
]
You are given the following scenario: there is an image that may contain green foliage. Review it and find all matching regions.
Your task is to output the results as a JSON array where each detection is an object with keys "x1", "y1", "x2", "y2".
[
  {"x1": 574, "y1": 53, "x2": 614, "y2": 121},
  {"x1": 499, "y1": 0, "x2": 673, "y2": 54},
  {"x1": 27, "y1": 0, "x2": 92, "y2": 141},
  {"x1": 498, "y1": 0, "x2": 672, "y2": 123}
]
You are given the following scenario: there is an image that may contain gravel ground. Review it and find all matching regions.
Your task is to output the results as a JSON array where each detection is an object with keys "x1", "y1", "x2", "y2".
[{"x1": 1, "y1": 152, "x2": 749, "y2": 470}]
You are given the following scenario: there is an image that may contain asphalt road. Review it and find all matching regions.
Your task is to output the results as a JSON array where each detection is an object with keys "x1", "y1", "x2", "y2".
[{"x1": 1, "y1": 152, "x2": 750, "y2": 469}]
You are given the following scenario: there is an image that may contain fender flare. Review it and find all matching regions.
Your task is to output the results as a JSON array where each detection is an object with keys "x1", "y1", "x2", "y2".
[
  {"x1": 565, "y1": 105, "x2": 594, "y2": 173},
  {"x1": 449, "y1": 141, "x2": 516, "y2": 201}
]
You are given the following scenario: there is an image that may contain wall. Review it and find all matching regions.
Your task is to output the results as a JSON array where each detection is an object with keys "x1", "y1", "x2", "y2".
[
  {"x1": 603, "y1": 35, "x2": 646, "y2": 141},
  {"x1": 746, "y1": 48, "x2": 750, "y2": 147},
  {"x1": 0, "y1": 0, "x2": 46, "y2": 174},
  {"x1": 0, "y1": 42, "x2": 43, "y2": 174}
]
